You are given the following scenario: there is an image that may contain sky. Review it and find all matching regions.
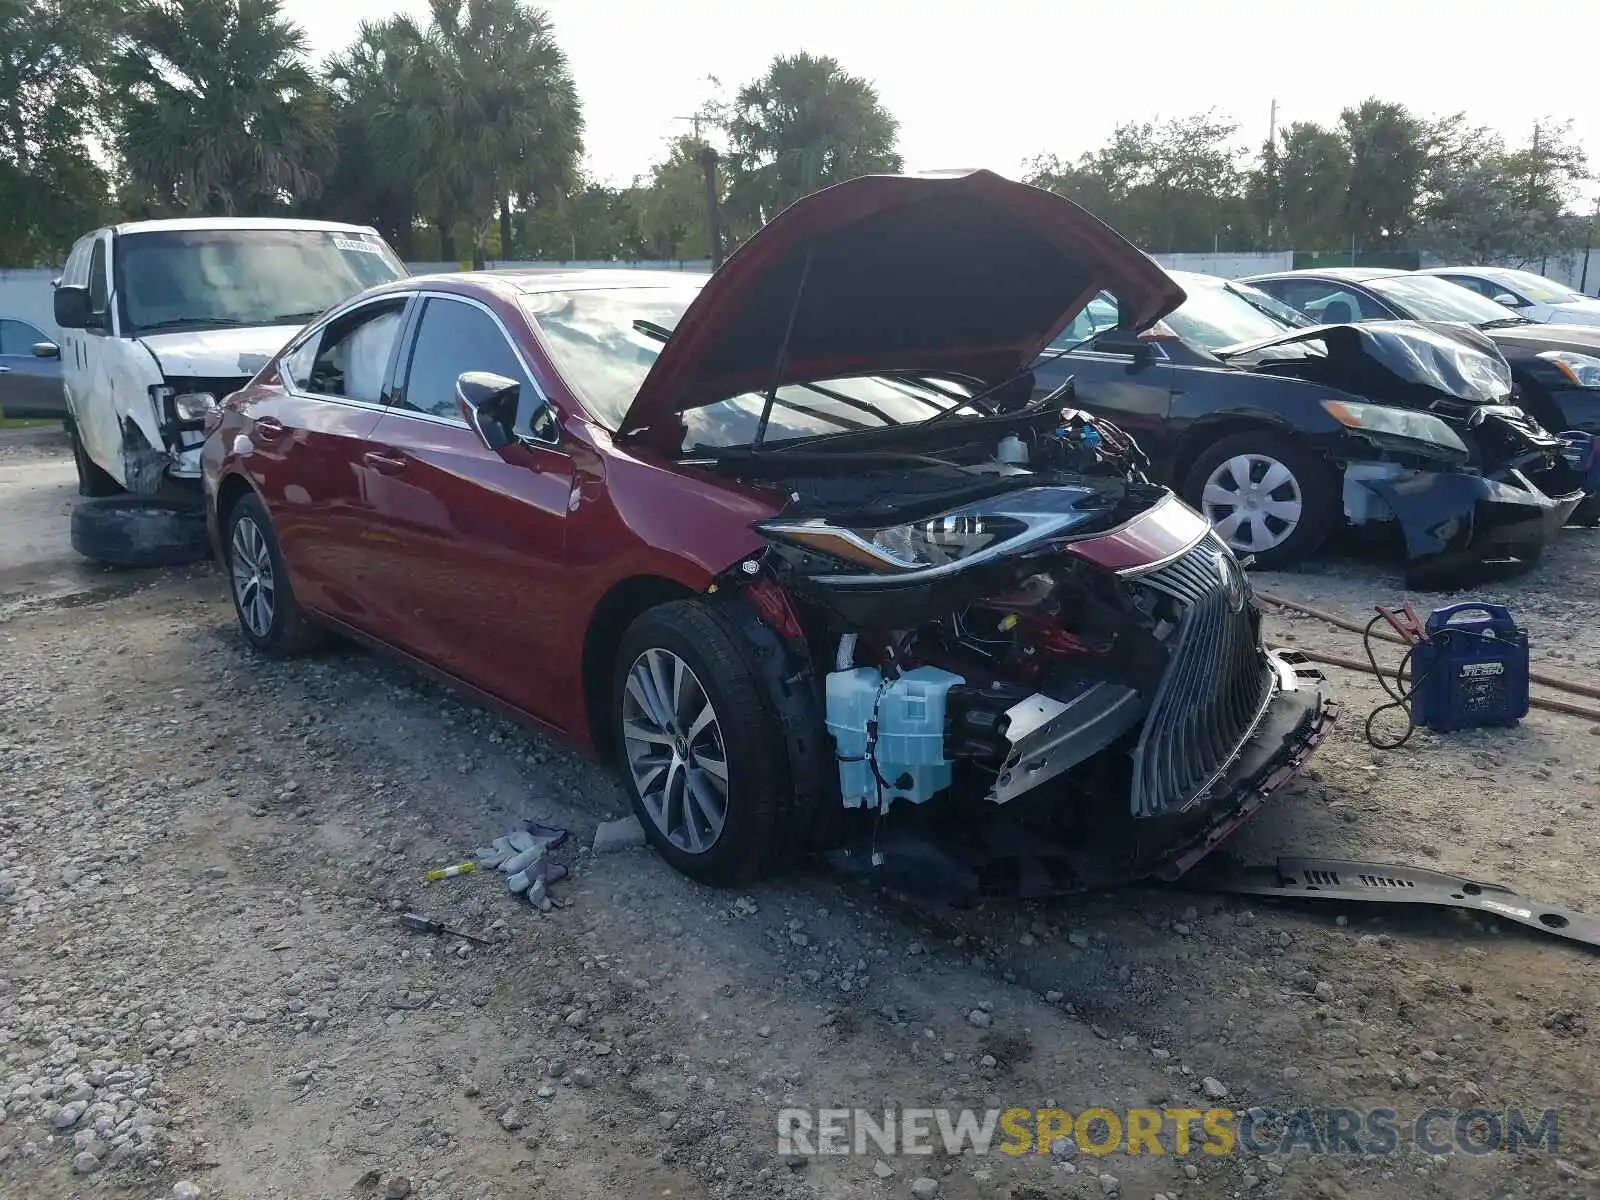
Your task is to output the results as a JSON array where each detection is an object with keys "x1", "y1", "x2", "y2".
[{"x1": 284, "y1": 0, "x2": 1600, "y2": 201}]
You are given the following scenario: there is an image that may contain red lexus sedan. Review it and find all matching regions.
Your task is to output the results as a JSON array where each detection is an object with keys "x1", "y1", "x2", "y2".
[{"x1": 202, "y1": 170, "x2": 1334, "y2": 895}]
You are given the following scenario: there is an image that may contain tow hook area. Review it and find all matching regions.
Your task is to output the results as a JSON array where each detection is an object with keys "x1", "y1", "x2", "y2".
[{"x1": 1176, "y1": 856, "x2": 1600, "y2": 951}]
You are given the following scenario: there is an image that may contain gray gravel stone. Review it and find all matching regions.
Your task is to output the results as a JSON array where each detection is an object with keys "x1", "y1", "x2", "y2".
[{"x1": 592, "y1": 817, "x2": 647, "y2": 854}]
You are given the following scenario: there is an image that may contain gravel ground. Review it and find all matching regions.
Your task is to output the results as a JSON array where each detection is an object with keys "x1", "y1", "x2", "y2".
[{"x1": 1, "y1": 426, "x2": 1596, "y2": 1200}]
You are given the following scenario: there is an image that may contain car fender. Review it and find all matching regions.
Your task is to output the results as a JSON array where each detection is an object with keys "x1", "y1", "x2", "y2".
[
  {"x1": 75, "y1": 335, "x2": 166, "y2": 489},
  {"x1": 1167, "y1": 380, "x2": 1352, "y2": 483}
]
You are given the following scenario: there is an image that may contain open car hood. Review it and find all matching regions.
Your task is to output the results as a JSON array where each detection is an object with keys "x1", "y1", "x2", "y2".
[
  {"x1": 616, "y1": 169, "x2": 1185, "y2": 440},
  {"x1": 1215, "y1": 320, "x2": 1514, "y2": 405}
]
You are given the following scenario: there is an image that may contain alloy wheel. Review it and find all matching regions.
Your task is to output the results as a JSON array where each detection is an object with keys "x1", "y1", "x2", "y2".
[
  {"x1": 229, "y1": 516, "x2": 276, "y2": 638},
  {"x1": 620, "y1": 648, "x2": 729, "y2": 854},
  {"x1": 1200, "y1": 453, "x2": 1304, "y2": 554}
]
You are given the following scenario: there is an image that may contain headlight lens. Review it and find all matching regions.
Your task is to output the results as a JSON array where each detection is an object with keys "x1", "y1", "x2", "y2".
[
  {"x1": 1321, "y1": 399, "x2": 1468, "y2": 455},
  {"x1": 173, "y1": 391, "x2": 219, "y2": 420},
  {"x1": 869, "y1": 513, "x2": 1025, "y2": 568},
  {"x1": 1538, "y1": 350, "x2": 1600, "y2": 389},
  {"x1": 758, "y1": 486, "x2": 1101, "y2": 575}
]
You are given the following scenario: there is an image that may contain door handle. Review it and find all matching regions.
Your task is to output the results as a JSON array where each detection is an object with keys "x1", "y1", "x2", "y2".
[
  {"x1": 0, "y1": 365, "x2": 11, "y2": 374},
  {"x1": 253, "y1": 416, "x2": 287, "y2": 441},
  {"x1": 363, "y1": 450, "x2": 407, "y2": 475}
]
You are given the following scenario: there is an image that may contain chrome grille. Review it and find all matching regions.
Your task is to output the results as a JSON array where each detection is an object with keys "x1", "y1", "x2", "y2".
[{"x1": 1127, "y1": 533, "x2": 1275, "y2": 817}]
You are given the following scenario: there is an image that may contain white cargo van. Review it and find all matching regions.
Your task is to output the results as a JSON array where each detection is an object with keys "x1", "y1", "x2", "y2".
[{"x1": 53, "y1": 218, "x2": 407, "y2": 499}]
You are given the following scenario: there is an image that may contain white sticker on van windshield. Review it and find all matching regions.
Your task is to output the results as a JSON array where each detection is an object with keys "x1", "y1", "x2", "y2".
[{"x1": 333, "y1": 236, "x2": 385, "y2": 255}]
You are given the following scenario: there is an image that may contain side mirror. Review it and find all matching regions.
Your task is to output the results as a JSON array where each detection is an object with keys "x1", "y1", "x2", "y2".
[
  {"x1": 456, "y1": 371, "x2": 523, "y2": 451},
  {"x1": 53, "y1": 285, "x2": 98, "y2": 330},
  {"x1": 31, "y1": 341, "x2": 60, "y2": 360},
  {"x1": 1492, "y1": 292, "x2": 1522, "y2": 308}
]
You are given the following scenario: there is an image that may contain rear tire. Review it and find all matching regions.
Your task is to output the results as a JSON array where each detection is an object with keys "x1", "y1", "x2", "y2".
[
  {"x1": 223, "y1": 492, "x2": 328, "y2": 657},
  {"x1": 1181, "y1": 431, "x2": 1339, "y2": 567},
  {"x1": 70, "y1": 496, "x2": 208, "y2": 567},
  {"x1": 612, "y1": 600, "x2": 793, "y2": 886},
  {"x1": 67, "y1": 421, "x2": 123, "y2": 498}
]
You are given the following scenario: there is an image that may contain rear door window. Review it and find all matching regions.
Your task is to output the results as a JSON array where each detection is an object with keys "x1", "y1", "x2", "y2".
[{"x1": 285, "y1": 299, "x2": 407, "y2": 404}]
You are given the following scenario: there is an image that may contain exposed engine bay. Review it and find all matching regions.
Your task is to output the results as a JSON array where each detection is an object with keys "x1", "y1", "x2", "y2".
[{"x1": 707, "y1": 395, "x2": 1337, "y2": 895}]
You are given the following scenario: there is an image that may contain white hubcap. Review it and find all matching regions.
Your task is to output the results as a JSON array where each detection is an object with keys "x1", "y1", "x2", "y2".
[{"x1": 1200, "y1": 453, "x2": 1304, "y2": 554}]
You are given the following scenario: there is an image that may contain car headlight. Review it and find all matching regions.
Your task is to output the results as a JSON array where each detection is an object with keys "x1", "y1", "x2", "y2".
[
  {"x1": 173, "y1": 392, "x2": 219, "y2": 420},
  {"x1": 156, "y1": 385, "x2": 220, "y2": 421},
  {"x1": 1321, "y1": 399, "x2": 1468, "y2": 457},
  {"x1": 1538, "y1": 350, "x2": 1600, "y2": 389},
  {"x1": 757, "y1": 486, "x2": 1102, "y2": 575}
]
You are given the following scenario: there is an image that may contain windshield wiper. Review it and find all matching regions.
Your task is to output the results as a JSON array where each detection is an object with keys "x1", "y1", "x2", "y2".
[
  {"x1": 1224, "y1": 282, "x2": 1309, "y2": 328},
  {"x1": 1477, "y1": 316, "x2": 1536, "y2": 329},
  {"x1": 264, "y1": 310, "x2": 325, "y2": 325},
  {"x1": 136, "y1": 316, "x2": 249, "y2": 332},
  {"x1": 632, "y1": 319, "x2": 676, "y2": 341}
]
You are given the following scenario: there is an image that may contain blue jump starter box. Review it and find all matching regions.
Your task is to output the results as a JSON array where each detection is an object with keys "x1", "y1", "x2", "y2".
[{"x1": 1410, "y1": 603, "x2": 1530, "y2": 732}]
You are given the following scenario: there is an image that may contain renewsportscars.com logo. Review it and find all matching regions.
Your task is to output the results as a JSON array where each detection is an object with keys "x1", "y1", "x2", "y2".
[{"x1": 777, "y1": 1106, "x2": 1559, "y2": 1159}]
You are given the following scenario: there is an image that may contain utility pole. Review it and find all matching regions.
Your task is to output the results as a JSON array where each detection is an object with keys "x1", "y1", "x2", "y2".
[
  {"x1": 1265, "y1": 98, "x2": 1278, "y2": 245},
  {"x1": 1581, "y1": 194, "x2": 1600, "y2": 295},
  {"x1": 673, "y1": 114, "x2": 704, "y2": 141},
  {"x1": 700, "y1": 146, "x2": 723, "y2": 269}
]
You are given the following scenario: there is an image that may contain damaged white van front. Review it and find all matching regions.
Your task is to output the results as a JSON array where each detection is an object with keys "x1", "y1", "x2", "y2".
[{"x1": 53, "y1": 218, "x2": 408, "y2": 497}]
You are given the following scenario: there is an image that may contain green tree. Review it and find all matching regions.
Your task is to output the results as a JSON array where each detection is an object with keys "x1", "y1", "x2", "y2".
[
  {"x1": 519, "y1": 181, "x2": 647, "y2": 261},
  {"x1": 113, "y1": 0, "x2": 331, "y2": 215},
  {"x1": 0, "y1": 0, "x2": 116, "y2": 264},
  {"x1": 633, "y1": 135, "x2": 726, "y2": 260},
  {"x1": 1340, "y1": 98, "x2": 1427, "y2": 249},
  {"x1": 721, "y1": 53, "x2": 901, "y2": 227},
  {"x1": 1028, "y1": 113, "x2": 1249, "y2": 252},
  {"x1": 360, "y1": 0, "x2": 583, "y2": 266},
  {"x1": 1269, "y1": 121, "x2": 1351, "y2": 250},
  {"x1": 313, "y1": 19, "x2": 427, "y2": 255},
  {"x1": 1415, "y1": 115, "x2": 1591, "y2": 265}
]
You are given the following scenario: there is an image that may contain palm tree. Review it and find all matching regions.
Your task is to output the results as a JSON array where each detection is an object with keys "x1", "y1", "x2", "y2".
[
  {"x1": 367, "y1": 0, "x2": 583, "y2": 266},
  {"x1": 723, "y1": 53, "x2": 902, "y2": 228},
  {"x1": 114, "y1": 0, "x2": 329, "y2": 215},
  {"x1": 318, "y1": 19, "x2": 429, "y2": 254}
]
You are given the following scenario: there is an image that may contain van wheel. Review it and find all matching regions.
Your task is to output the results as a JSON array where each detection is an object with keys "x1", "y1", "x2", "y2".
[
  {"x1": 223, "y1": 493, "x2": 327, "y2": 656},
  {"x1": 1181, "y1": 431, "x2": 1339, "y2": 567},
  {"x1": 612, "y1": 600, "x2": 793, "y2": 885},
  {"x1": 67, "y1": 421, "x2": 122, "y2": 497},
  {"x1": 70, "y1": 496, "x2": 208, "y2": 567}
]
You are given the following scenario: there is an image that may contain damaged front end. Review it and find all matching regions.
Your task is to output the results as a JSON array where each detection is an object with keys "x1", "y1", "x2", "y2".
[
  {"x1": 1221, "y1": 322, "x2": 1589, "y2": 587},
  {"x1": 721, "y1": 416, "x2": 1337, "y2": 898}
]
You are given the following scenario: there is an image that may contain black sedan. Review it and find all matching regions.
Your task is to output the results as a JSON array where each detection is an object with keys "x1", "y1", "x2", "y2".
[
  {"x1": 1030, "y1": 272, "x2": 1586, "y2": 584},
  {"x1": 1241, "y1": 267, "x2": 1600, "y2": 440}
]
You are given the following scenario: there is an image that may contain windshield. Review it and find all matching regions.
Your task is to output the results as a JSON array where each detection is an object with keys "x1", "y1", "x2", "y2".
[
  {"x1": 1368, "y1": 275, "x2": 1527, "y2": 325},
  {"x1": 520, "y1": 286, "x2": 700, "y2": 429},
  {"x1": 521, "y1": 285, "x2": 978, "y2": 447},
  {"x1": 1160, "y1": 278, "x2": 1302, "y2": 351},
  {"x1": 1482, "y1": 269, "x2": 1582, "y2": 304},
  {"x1": 117, "y1": 228, "x2": 407, "y2": 334}
]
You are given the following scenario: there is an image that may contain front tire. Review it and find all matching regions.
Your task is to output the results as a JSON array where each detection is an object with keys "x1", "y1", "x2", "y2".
[
  {"x1": 224, "y1": 493, "x2": 327, "y2": 657},
  {"x1": 70, "y1": 496, "x2": 207, "y2": 567},
  {"x1": 67, "y1": 420, "x2": 123, "y2": 498},
  {"x1": 612, "y1": 600, "x2": 792, "y2": 886},
  {"x1": 1182, "y1": 431, "x2": 1339, "y2": 567}
]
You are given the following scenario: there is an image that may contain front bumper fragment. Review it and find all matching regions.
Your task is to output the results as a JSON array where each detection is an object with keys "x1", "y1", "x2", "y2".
[
  {"x1": 826, "y1": 651, "x2": 1338, "y2": 900},
  {"x1": 1364, "y1": 467, "x2": 1583, "y2": 588}
]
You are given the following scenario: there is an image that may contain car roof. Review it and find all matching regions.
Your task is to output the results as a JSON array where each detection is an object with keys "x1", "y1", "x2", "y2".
[
  {"x1": 1414, "y1": 265, "x2": 1516, "y2": 280},
  {"x1": 1248, "y1": 267, "x2": 1403, "y2": 284},
  {"x1": 393, "y1": 267, "x2": 709, "y2": 300},
  {"x1": 109, "y1": 216, "x2": 382, "y2": 236}
]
